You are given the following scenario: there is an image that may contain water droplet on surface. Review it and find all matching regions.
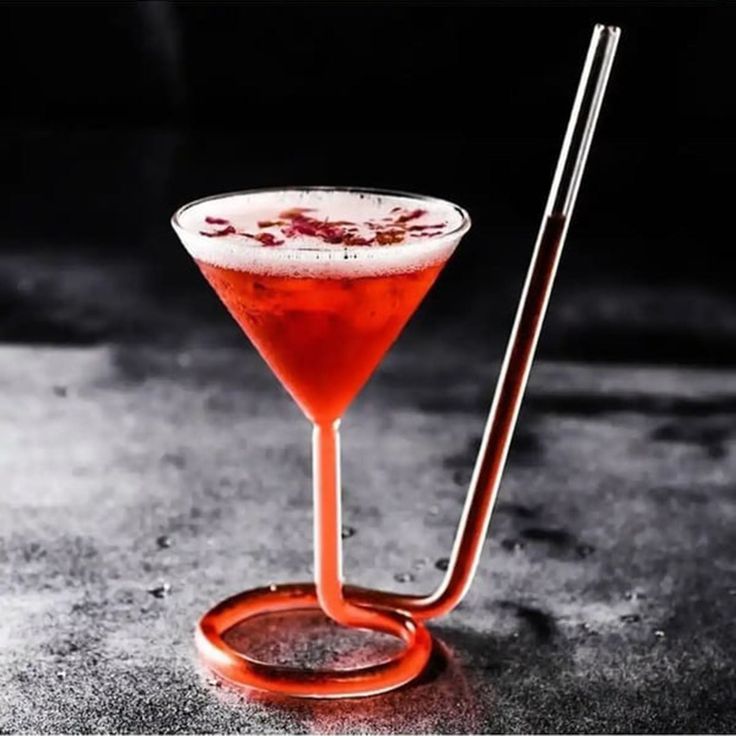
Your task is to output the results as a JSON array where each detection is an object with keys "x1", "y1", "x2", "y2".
[
  {"x1": 435, "y1": 558, "x2": 450, "y2": 571},
  {"x1": 576, "y1": 544, "x2": 595, "y2": 558},
  {"x1": 268, "y1": 583, "x2": 278, "y2": 592},
  {"x1": 620, "y1": 614, "x2": 641, "y2": 624},
  {"x1": 394, "y1": 572, "x2": 415, "y2": 583},
  {"x1": 156, "y1": 535, "x2": 171, "y2": 549},
  {"x1": 501, "y1": 538, "x2": 525, "y2": 552},
  {"x1": 56, "y1": 669, "x2": 66, "y2": 680},
  {"x1": 653, "y1": 629, "x2": 666, "y2": 638},
  {"x1": 52, "y1": 386, "x2": 68, "y2": 398},
  {"x1": 412, "y1": 557, "x2": 428, "y2": 570},
  {"x1": 624, "y1": 590, "x2": 647, "y2": 600},
  {"x1": 148, "y1": 583, "x2": 171, "y2": 599},
  {"x1": 341, "y1": 525, "x2": 356, "y2": 540}
]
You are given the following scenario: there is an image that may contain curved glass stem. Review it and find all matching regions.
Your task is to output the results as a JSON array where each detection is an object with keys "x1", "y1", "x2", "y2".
[
  {"x1": 312, "y1": 421, "x2": 416, "y2": 635},
  {"x1": 312, "y1": 421, "x2": 372, "y2": 628}
]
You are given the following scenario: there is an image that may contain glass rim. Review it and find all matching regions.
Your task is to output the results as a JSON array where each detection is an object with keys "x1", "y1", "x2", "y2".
[{"x1": 170, "y1": 185, "x2": 472, "y2": 249}]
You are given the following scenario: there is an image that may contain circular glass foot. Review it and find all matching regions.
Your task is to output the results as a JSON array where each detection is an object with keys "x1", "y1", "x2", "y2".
[{"x1": 196, "y1": 583, "x2": 432, "y2": 698}]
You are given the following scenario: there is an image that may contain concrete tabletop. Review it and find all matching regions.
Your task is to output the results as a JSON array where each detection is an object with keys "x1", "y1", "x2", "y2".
[{"x1": 1, "y1": 311, "x2": 735, "y2": 732}]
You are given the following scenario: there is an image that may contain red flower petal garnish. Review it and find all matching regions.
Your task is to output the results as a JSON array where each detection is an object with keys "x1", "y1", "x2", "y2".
[
  {"x1": 253, "y1": 232, "x2": 284, "y2": 246},
  {"x1": 376, "y1": 229, "x2": 406, "y2": 245},
  {"x1": 344, "y1": 235, "x2": 374, "y2": 246},
  {"x1": 215, "y1": 204, "x2": 443, "y2": 248},
  {"x1": 320, "y1": 224, "x2": 348, "y2": 243},
  {"x1": 406, "y1": 223, "x2": 446, "y2": 231},
  {"x1": 199, "y1": 225, "x2": 236, "y2": 237},
  {"x1": 280, "y1": 214, "x2": 350, "y2": 243},
  {"x1": 279, "y1": 207, "x2": 316, "y2": 219},
  {"x1": 282, "y1": 216, "x2": 320, "y2": 237},
  {"x1": 395, "y1": 208, "x2": 426, "y2": 224}
]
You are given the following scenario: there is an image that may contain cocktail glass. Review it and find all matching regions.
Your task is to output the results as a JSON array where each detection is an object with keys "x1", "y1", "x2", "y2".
[
  {"x1": 172, "y1": 187, "x2": 468, "y2": 697},
  {"x1": 171, "y1": 24, "x2": 620, "y2": 700}
]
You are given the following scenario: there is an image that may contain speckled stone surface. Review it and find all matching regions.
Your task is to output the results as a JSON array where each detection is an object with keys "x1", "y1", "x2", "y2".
[{"x1": 1, "y1": 329, "x2": 735, "y2": 732}]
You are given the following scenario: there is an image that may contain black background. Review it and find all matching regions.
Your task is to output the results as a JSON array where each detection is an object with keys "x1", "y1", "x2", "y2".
[{"x1": 2, "y1": 1, "x2": 734, "y2": 363}]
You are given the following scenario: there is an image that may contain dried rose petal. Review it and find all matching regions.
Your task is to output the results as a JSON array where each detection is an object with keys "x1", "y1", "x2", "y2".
[
  {"x1": 320, "y1": 225, "x2": 347, "y2": 243},
  {"x1": 199, "y1": 225, "x2": 236, "y2": 237},
  {"x1": 395, "y1": 208, "x2": 426, "y2": 224},
  {"x1": 247, "y1": 205, "x2": 436, "y2": 247},
  {"x1": 344, "y1": 235, "x2": 374, "y2": 246},
  {"x1": 376, "y1": 229, "x2": 406, "y2": 245},
  {"x1": 406, "y1": 223, "x2": 446, "y2": 231},
  {"x1": 283, "y1": 218, "x2": 319, "y2": 237},
  {"x1": 205, "y1": 216, "x2": 230, "y2": 225},
  {"x1": 254, "y1": 232, "x2": 284, "y2": 246},
  {"x1": 279, "y1": 207, "x2": 316, "y2": 219}
]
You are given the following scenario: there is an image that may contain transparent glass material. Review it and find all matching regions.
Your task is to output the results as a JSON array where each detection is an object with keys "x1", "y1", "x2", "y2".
[{"x1": 171, "y1": 24, "x2": 620, "y2": 699}]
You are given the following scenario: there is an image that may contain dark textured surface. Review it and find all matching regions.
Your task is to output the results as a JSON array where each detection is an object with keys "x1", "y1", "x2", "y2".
[{"x1": 1, "y1": 247, "x2": 735, "y2": 732}]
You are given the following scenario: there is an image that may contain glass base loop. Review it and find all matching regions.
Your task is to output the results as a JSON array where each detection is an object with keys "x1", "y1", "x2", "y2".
[{"x1": 196, "y1": 583, "x2": 433, "y2": 699}]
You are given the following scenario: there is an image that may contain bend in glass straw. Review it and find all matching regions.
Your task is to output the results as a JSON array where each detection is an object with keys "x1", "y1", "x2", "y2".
[{"x1": 345, "y1": 24, "x2": 621, "y2": 620}]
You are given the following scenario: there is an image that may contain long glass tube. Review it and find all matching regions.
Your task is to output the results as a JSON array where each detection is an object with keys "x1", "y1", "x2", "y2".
[{"x1": 348, "y1": 23, "x2": 621, "y2": 620}]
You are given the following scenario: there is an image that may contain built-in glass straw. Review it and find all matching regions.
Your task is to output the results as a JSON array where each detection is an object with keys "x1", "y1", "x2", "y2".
[{"x1": 353, "y1": 24, "x2": 621, "y2": 619}]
